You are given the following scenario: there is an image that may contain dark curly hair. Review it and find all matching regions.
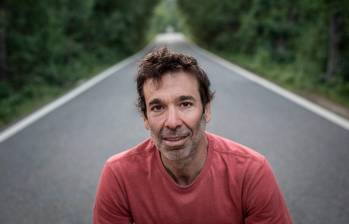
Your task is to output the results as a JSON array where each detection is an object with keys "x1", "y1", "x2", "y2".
[{"x1": 136, "y1": 47, "x2": 214, "y2": 118}]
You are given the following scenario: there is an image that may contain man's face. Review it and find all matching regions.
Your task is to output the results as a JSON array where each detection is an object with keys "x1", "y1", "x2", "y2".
[{"x1": 143, "y1": 72, "x2": 211, "y2": 161}]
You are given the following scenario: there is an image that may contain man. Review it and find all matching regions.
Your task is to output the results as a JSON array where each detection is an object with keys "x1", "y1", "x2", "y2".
[{"x1": 93, "y1": 48, "x2": 292, "y2": 223}]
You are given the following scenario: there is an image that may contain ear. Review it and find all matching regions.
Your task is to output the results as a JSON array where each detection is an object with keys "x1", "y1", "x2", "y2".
[
  {"x1": 143, "y1": 115, "x2": 150, "y2": 130},
  {"x1": 203, "y1": 103, "x2": 212, "y2": 123}
]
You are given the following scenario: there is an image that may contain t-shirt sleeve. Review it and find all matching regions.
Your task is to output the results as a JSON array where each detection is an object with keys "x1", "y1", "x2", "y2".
[
  {"x1": 243, "y1": 158, "x2": 293, "y2": 224},
  {"x1": 93, "y1": 162, "x2": 133, "y2": 224}
]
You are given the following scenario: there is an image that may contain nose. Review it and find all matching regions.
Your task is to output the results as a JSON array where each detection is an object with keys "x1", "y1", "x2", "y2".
[{"x1": 164, "y1": 106, "x2": 182, "y2": 130}]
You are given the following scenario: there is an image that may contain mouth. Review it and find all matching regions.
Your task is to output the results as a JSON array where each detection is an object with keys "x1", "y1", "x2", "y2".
[{"x1": 162, "y1": 134, "x2": 189, "y2": 148}]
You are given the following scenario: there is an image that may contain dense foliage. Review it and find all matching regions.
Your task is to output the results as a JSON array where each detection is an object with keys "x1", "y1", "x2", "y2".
[
  {"x1": 147, "y1": 0, "x2": 187, "y2": 38},
  {"x1": 0, "y1": 0, "x2": 158, "y2": 126},
  {"x1": 178, "y1": 0, "x2": 349, "y2": 106}
]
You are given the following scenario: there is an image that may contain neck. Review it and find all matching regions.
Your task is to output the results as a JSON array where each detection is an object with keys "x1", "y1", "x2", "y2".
[{"x1": 160, "y1": 135, "x2": 208, "y2": 186}]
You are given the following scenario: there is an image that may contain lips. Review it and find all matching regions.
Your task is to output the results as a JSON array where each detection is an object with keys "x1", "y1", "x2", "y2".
[
  {"x1": 162, "y1": 134, "x2": 189, "y2": 147},
  {"x1": 163, "y1": 136, "x2": 186, "y2": 141}
]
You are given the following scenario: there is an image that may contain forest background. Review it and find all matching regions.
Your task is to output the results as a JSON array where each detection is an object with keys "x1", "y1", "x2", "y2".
[{"x1": 1, "y1": 0, "x2": 348, "y2": 128}]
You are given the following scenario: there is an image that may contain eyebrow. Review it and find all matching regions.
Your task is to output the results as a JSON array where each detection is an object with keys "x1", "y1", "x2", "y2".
[
  {"x1": 178, "y1": 95, "x2": 196, "y2": 102},
  {"x1": 148, "y1": 95, "x2": 196, "y2": 107},
  {"x1": 148, "y1": 98, "x2": 163, "y2": 106}
]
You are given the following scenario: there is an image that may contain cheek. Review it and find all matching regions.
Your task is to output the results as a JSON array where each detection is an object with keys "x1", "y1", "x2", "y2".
[
  {"x1": 147, "y1": 117, "x2": 164, "y2": 132},
  {"x1": 183, "y1": 112, "x2": 204, "y2": 127}
]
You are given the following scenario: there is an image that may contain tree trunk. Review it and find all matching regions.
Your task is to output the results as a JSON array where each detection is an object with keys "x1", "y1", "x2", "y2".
[
  {"x1": 0, "y1": 1, "x2": 6, "y2": 82},
  {"x1": 325, "y1": 11, "x2": 341, "y2": 81}
]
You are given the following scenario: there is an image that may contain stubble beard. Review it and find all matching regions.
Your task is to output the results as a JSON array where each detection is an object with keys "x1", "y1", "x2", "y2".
[{"x1": 152, "y1": 116, "x2": 207, "y2": 161}]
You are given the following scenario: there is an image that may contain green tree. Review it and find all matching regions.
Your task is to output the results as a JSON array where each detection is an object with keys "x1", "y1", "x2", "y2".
[
  {"x1": 1, "y1": 0, "x2": 159, "y2": 126},
  {"x1": 0, "y1": 0, "x2": 6, "y2": 81}
]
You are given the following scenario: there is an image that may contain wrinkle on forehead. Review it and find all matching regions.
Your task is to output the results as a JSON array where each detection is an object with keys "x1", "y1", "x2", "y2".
[
  {"x1": 144, "y1": 75, "x2": 199, "y2": 104},
  {"x1": 144, "y1": 72, "x2": 180, "y2": 90}
]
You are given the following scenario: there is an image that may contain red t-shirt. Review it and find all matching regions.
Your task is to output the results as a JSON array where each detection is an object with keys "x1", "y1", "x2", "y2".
[{"x1": 93, "y1": 132, "x2": 292, "y2": 224}]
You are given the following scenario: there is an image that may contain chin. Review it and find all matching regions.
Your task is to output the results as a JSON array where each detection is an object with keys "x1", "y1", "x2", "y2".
[{"x1": 161, "y1": 146, "x2": 193, "y2": 161}]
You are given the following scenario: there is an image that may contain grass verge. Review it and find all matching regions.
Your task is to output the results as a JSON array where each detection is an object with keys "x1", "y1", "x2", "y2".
[
  {"x1": 0, "y1": 58, "x2": 121, "y2": 131},
  {"x1": 210, "y1": 49, "x2": 349, "y2": 118}
]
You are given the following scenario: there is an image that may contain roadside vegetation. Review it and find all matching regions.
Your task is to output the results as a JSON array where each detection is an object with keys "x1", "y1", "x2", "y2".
[
  {"x1": 177, "y1": 0, "x2": 349, "y2": 113},
  {"x1": 0, "y1": 0, "x2": 159, "y2": 129},
  {"x1": 146, "y1": 0, "x2": 189, "y2": 41},
  {"x1": 1, "y1": 0, "x2": 349, "y2": 130}
]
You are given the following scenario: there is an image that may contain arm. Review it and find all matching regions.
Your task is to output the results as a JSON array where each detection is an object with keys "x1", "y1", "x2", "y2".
[
  {"x1": 243, "y1": 159, "x2": 293, "y2": 224},
  {"x1": 93, "y1": 162, "x2": 133, "y2": 224}
]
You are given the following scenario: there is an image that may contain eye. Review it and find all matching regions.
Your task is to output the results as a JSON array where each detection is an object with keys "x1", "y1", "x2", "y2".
[
  {"x1": 180, "y1": 101, "x2": 193, "y2": 108},
  {"x1": 150, "y1": 105, "x2": 164, "y2": 112}
]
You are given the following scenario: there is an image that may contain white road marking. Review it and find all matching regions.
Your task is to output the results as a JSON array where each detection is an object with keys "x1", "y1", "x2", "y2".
[
  {"x1": 193, "y1": 43, "x2": 349, "y2": 131},
  {"x1": 1, "y1": 32, "x2": 348, "y2": 143},
  {"x1": 0, "y1": 54, "x2": 139, "y2": 143}
]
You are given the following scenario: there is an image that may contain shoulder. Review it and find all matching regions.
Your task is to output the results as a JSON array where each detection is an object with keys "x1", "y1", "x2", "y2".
[
  {"x1": 105, "y1": 138, "x2": 155, "y2": 174},
  {"x1": 206, "y1": 132, "x2": 274, "y2": 207},
  {"x1": 207, "y1": 132, "x2": 274, "y2": 191},
  {"x1": 205, "y1": 134, "x2": 291, "y2": 222},
  {"x1": 207, "y1": 132, "x2": 266, "y2": 166}
]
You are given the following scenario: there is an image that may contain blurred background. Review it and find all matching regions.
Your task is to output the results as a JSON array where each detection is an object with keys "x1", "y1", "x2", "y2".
[
  {"x1": 1, "y1": 0, "x2": 349, "y2": 128},
  {"x1": 1, "y1": 1, "x2": 349, "y2": 224}
]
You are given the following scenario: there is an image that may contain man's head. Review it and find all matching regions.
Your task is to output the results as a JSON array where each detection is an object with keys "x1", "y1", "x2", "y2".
[
  {"x1": 136, "y1": 48, "x2": 214, "y2": 161},
  {"x1": 136, "y1": 47, "x2": 214, "y2": 118}
]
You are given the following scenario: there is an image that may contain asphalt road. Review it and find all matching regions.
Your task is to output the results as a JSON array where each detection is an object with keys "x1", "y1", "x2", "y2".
[{"x1": 0, "y1": 34, "x2": 348, "y2": 224}]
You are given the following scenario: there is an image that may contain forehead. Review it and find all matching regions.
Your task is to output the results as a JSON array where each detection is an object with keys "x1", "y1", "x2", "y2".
[{"x1": 143, "y1": 72, "x2": 200, "y2": 102}]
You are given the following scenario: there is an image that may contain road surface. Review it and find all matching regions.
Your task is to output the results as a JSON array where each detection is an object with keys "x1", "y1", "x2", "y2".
[{"x1": 0, "y1": 33, "x2": 348, "y2": 223}]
